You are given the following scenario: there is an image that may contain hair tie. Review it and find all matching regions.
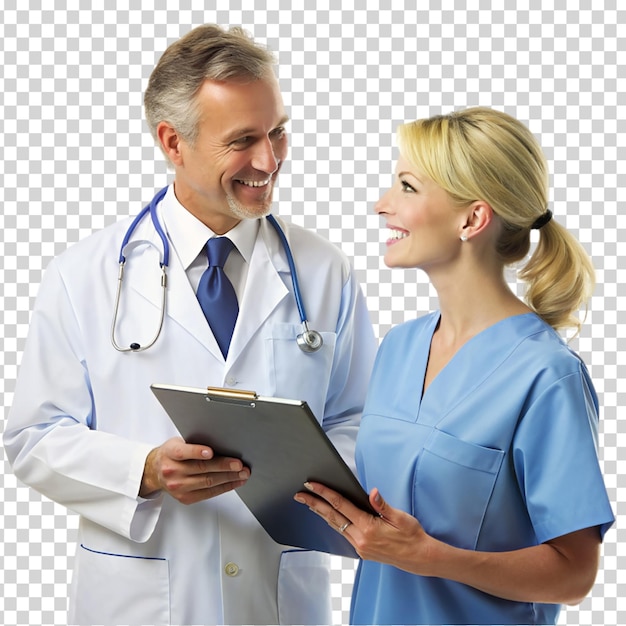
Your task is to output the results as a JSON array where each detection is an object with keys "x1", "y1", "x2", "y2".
[{"x1": 531, "y1": 209, "x2": 552, "y2": 230}]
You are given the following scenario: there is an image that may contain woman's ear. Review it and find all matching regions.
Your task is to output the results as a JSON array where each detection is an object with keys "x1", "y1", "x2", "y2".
[
  {"x1": 459, "y1": 200, "x2": 494, "y2": 241},
  {"x1": 157, "y1": 122, "x2": 184, "y2": 166}
]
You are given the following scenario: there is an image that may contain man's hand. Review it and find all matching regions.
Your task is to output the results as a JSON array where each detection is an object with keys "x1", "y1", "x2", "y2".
[{"x1": 140, "y1": 437, "x2": 250, "y2": 504}]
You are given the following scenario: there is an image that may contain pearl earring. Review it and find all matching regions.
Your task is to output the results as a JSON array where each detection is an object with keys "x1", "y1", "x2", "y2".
[{"x1": 460, "y1": 234, "x2": 468, "y2": 242}]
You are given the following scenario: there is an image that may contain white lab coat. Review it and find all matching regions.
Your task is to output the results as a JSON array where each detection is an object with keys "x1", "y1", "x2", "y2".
[{"x1": 4, "y1": 198, "x2": 377, "y2": 626}]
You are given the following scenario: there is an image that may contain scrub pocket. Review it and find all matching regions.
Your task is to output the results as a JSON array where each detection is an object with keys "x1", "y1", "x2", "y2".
[
  {"x1": 277, "y1": 550, "x2": 331, "y2": 625},
  {"x1": 413, "y1": 429, "x2": 504, "y2": 550},
  {"x1": 267, "y1": 323, "x2": 337, "y2": 421},
  {"x1": 69, "y1": 544, "x2": 170, "y2": 626}
]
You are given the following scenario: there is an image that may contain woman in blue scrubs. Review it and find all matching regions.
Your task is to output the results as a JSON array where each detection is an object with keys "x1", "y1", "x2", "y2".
[{"x1": 296, "y1": 107, "x2": 614, "y2": 625}]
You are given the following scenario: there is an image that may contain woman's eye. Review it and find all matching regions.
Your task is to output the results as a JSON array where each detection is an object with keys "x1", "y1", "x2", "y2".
[{"x1": 400, "y1": 180, "x2": 416, "y2": 193}]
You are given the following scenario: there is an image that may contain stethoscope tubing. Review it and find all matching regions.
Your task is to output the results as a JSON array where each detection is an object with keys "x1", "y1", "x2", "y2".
[
  {"x1": 118, "y1": 186, "x2": 170, "y2": 266},
  {"x1": 265, "y1": 214, "x2": 308, "y2": 324},
  {"x1": 111, "y1": 187, "x2": 323, "y2": 353}
]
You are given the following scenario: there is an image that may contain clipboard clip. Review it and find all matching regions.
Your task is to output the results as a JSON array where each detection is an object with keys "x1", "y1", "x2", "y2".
[{"x1": 205, "y1": 387, "x2": 258, "y2": 401}]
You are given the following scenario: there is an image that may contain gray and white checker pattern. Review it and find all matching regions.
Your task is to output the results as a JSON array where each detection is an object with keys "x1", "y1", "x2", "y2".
[{"x1": 1, "y1": 2, "x2": 623, "y2": 625}]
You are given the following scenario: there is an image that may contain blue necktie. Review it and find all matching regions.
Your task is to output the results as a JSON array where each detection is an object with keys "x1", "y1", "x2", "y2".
[{"x1": 197, "y1": 237, "x2": 239, "y2": 358}]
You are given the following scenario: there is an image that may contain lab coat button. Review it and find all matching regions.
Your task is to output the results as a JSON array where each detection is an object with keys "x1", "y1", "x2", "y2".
[
  {"x1": 225, "y1": 376, "x2": 237, "y2": 386},
  {"x1": 224, "y1": 562, "x2": 239, "y2": 577}
]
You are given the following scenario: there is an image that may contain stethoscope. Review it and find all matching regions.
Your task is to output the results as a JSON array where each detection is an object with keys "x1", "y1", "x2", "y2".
[{"x1": 111, "y1": 187, "x2": 324, "y2": 354}]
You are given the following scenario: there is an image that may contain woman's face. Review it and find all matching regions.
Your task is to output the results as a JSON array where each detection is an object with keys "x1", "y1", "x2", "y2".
[{"x1": 375, "y1": 154, "x2": 464, "y2": 271}]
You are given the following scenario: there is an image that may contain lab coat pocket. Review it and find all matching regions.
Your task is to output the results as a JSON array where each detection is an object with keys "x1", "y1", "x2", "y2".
[
  {"x1": 70, "y1": 544, "x2": 170, "y2": 626},
  {"x1": 267, "y1": 323, "x2": 337, "y2": 422},
  {"x1": 277, "y1": 549, "x2": 332, "y2": 625},
  {"x1": 413, "y1": 429, "x2": 504, "y2": 550}
]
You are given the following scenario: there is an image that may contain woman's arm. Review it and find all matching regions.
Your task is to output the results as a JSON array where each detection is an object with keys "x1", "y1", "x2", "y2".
[{"x1": 295, "y1": 483, "x2": 601, "y2": 606}]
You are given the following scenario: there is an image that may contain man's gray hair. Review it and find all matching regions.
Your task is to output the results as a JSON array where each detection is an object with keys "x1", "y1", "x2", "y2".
[{"x1": 144, "y1": 24, "x2": 276, "y2": 152}]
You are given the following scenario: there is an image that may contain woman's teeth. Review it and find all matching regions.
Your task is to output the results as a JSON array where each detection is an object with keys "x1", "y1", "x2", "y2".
[{"x1": 387, "y1": 228, "x2": 408, "y2": 241}]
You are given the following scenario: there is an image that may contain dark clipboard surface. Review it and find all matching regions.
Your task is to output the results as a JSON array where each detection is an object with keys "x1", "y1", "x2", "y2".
[{"x1": 150, "y1": 383, "x2": 373, "y2": 558}]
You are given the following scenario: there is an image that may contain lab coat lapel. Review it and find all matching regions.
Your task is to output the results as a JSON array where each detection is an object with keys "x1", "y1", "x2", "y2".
[
  {"x1": 226, "y1": 218, "x2": 290, "y2": 364},
  {"x1": 125, "y1": 220, "x2": 223, "y2": 359},
  {"x1": 165, "y1": 254, "x2": 225, "y2": 357}
]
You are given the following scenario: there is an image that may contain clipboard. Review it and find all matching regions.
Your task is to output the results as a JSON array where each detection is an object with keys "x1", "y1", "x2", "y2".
[{"x1": 150, "y1": 383, "x2": 373, "y2": 558}]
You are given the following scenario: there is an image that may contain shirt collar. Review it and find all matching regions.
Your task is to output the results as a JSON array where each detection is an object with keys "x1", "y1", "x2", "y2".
[{"x1": 159, "y1": 184, "x2": 259, "y2": 269}]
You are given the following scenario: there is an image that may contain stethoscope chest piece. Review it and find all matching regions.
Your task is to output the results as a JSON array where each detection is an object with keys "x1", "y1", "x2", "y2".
[{"x1": 296, "y1": 325, "x2": 324, "y2": 353}]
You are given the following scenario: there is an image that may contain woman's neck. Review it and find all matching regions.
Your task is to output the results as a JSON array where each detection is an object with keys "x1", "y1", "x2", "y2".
[{"x1": 429, "y1": 263, "x2": 532, "y2": 346}]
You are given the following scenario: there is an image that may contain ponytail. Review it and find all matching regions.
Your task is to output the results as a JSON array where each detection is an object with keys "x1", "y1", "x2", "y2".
[{"x1": 518, "y1": 219, "x2": 595, "y2": 334}]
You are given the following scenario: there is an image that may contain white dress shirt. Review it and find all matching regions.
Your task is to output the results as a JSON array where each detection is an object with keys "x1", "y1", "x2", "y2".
[{"x1": 159, "y1": 183, "x2": 259, "y2": 302}]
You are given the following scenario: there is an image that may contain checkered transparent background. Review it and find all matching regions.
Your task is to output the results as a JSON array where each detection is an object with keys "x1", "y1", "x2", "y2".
[{"x1": 1, "y1": 2, "x2": 624, "y2": 625}]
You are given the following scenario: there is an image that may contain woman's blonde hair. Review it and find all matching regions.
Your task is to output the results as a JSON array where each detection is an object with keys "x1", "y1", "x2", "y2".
[
  {"x1": 397, "y1": 106, "x2": 594, "y2": 333},
  {"x1": 144, "y1": 24, "x2": 275, "y2": 153}
]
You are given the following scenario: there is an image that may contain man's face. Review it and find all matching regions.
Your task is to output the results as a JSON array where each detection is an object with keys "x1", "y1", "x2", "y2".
[{"x1": 167, "y1": 74, "x2": 289, "y2": 234}]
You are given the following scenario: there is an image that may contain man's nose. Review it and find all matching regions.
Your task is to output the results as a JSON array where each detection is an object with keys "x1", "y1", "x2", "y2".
[{"x1": 251, "y1": 137, "x2": 279, "y2": 173}]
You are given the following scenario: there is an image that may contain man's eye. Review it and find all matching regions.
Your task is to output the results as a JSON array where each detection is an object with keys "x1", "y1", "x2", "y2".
[{"x1": 232, "y1": 136, "x2": 251, "y2": 146}]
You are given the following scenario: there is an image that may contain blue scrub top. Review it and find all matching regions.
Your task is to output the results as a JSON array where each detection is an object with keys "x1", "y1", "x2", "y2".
[{"x1": 352, "y1": 312, "x2": 614, "y2": 626}]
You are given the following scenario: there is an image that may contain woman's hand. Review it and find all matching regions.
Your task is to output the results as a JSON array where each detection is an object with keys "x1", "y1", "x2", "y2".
[
  {"x1": 294, "y1": 481, "x2": 438, "y2": 575},
  {"x1": 295, "y1": 481, "x2": 602, "y2": 606}
]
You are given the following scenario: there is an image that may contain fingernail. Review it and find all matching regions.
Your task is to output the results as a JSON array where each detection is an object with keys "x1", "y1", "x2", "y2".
[
  {"x1": 201, "y1": 449, "x2": 211, "y2": 458},
  {"x1": 239, "y1": 470, "x2": 249, "y2": 479},
  {"x1": 303, "y1": 482, "x2": 313, "y2": 491},
  {"x1": 374, "y1": 491, "x2": 382, "y2": 505},
  {"x1": 230, "y1": 461, "x2": 241, "y2": 471},
  {"x1": 294, "y1": 494, "x2": 305, "y2": 504}
]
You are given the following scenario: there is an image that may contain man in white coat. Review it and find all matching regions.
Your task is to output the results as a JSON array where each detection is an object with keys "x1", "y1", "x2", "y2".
[{"x1": 4, "y1": 24, "x2": 377, "y2": 625}]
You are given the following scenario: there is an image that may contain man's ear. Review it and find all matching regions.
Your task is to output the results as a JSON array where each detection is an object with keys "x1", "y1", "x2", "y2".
[
  {"x1": 459, "y1": 200, "x2": 494, "y2": 241},
  {"x1": 157, "y1": 122, "x2": 184, "y2": 166}
]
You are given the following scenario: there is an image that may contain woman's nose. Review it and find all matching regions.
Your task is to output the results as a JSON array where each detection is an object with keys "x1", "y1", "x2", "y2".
[{"x1": 374, "y1": 189, "x2": 392, "y2": 215}]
